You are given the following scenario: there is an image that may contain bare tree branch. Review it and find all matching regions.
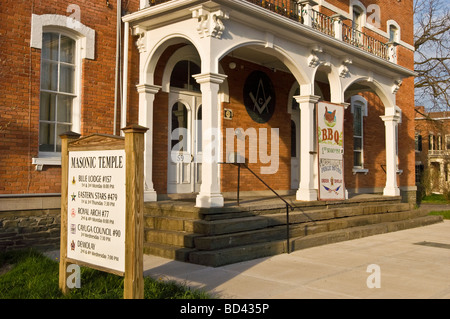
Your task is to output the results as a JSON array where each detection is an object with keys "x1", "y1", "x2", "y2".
[{"x1": 414, "y1": 0, "x2": 450, "y2": 112}]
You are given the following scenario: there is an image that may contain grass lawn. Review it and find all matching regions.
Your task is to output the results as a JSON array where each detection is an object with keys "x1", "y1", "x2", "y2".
[
  {"x1": 421, "y1": 193, "x2": 450, "y2": 204},
  {"x1": 0, "y1": 249, "x2": 211, "y2": 299},
  {"x1": 420, "y1": 194, "x2": 450, "y2": 219},
  {"x1": 429, "y1": 211, "x2": 450, "y2": 220}
]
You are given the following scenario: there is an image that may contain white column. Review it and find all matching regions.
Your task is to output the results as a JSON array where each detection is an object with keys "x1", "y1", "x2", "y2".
[
  {"x1": 388, "y1": 42, "x2": 398, "y2": 64},
  {"x1": 295, "y1": 95, "x2": 321, "y2": 201},
  {"x1": 299, "y1": 0, "x2": 318, "y2": 27},
  {"x1": 193, "y1": 73, "x2": 227, "y2": 208},
  {"x1": 381, "y1": 114, "x2": 400, "y2": 196},
  {"x1": 332, "y1": 14, "x2": 346, "y2": 40},
  {"x1": 136, "y1": 83, "x2": 161, "y2": 202}
]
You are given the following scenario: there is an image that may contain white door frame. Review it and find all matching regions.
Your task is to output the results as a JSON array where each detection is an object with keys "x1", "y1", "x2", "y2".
[{"x1": 167, "y1": 90, "x2": 202, "y2": 194}]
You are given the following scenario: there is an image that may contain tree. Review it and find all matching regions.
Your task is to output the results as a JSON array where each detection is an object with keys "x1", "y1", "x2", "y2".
[{"x1": 414, "y1": 0, "x2": 450, "y2": 112}]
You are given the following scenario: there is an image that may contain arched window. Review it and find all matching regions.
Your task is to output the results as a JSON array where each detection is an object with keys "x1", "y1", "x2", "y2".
[
  {"x1": 171, "y1": 102, "x2": 189, "y2": 151},
  {"x1": 30, "y1": 14, "x2": 94, "y2": 169},
  {"x1": 352, "y1": 6, "x2": 364, "y2": 31},
  {"x1": 39, "y1": 32, "x2": 76, "y2": 153},
  {"x1": 196, "y1": 106, "x2": 202, "y2": 153},
  {"x1": 351, "y1": 95, "x2": 368, "y2": 173},
  {"x1": 291, "y1": 120, "x2": 297, "y2": 158},
  {"x1": 387, "y1": 21, "x2": 400, "y2": 43}
]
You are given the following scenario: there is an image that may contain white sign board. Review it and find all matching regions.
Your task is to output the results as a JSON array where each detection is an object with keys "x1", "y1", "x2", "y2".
[
  {"x1": 317, "y1": 102, "x2": 345, "y2": 200},
  {"x1": 67, "y1": 149, "x2": 126, "y2": 273}
]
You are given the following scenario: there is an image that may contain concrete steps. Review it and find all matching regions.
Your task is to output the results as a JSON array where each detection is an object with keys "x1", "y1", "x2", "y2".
[
  {"x1": 189, "y1": 214, "x2": 442, "y2": 267},
  {"x1": 143, "y1": 196, "x2": 443, "y2": 267}
]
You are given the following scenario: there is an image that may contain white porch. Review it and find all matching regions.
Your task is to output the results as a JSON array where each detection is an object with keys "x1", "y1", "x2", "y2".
[{"x1": 123, "y1": 0, "x2": 415, "y2": 207}]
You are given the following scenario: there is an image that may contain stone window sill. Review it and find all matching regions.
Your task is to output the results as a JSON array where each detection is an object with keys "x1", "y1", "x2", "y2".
[
  {"x1": 353, "y1": 168, "x2": 369, "y2": 175},
  {"x1": 32, "y1": 157, "x2": 61, "y2": 171}
]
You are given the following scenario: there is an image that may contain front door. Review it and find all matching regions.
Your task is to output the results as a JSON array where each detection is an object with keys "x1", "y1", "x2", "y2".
[{"x1": 167, "y1": 92, "x2": 202, "y2": 194}]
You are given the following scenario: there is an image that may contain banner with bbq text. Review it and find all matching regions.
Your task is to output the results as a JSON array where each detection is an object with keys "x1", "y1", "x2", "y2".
[{"x1": 317, "y1": 102, "x2": 345, "y2": 200}]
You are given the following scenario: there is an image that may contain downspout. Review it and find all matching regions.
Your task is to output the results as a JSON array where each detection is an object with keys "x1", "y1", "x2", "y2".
[
  {"x1": 121, "y1": 21, "x2": 129, "y2": 135},
  {"x1": 113, "y1": 0, "x2": 122, "y2": 135}
]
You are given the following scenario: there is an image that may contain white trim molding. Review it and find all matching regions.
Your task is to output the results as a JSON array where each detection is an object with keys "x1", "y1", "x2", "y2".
[
  {"x1": 30, "y1": 14, "x2": 95, "y2": 60},
  {"x1": 32, "y1": 157, "x2": 62, "y2": 171},
  {"x1": 31, "y1": 14, "x2": 96, "y2": 170}
]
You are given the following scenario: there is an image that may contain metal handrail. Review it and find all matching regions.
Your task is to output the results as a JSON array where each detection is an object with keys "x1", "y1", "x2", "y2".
[{"x1": 220, "y1": 161, "x2": 315, "y2": 254}]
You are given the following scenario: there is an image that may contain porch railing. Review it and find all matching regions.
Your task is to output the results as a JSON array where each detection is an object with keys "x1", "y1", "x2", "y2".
[
  {"x1": 342, "y1": 23, "x2": 389, "y2": 60},
  {"x1": 310, "y1": 8, "x2": 335, "y2": 37},
  {"x1": 145, "y1": 0, "x2": 392, "y2": 61},
  {"x1": 429, "y1": 150, "x2": 450, "y2": 157}
]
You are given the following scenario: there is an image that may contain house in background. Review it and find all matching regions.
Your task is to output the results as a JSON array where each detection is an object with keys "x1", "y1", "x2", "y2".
[{"x1": 415, "y1": 106, "x2": 450, "y2": 196}]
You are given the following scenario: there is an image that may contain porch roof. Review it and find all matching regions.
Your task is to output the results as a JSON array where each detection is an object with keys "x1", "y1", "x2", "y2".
[{"x1": 124, "y1": 0, "x2": 416, "y2": 79}]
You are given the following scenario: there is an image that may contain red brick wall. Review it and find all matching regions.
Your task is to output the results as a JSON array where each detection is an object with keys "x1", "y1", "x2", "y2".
[
  {"x1": 0, "y1": 0, "x2": 127, "y2": 194},
  {"x1": 344, "y1": 92, "x2": 387, "y2": 190},
  {"x1": 220, "y1": 56, "x2": 294, "y2": 193}
]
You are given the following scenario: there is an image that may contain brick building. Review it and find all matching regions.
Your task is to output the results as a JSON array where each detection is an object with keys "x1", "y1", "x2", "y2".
[
  {"x1": 415, "y1": 106, "x2": 450, "y2": 196},
  {"x1": 1, "y1": 0, "x2": 417, "y2": 250}
]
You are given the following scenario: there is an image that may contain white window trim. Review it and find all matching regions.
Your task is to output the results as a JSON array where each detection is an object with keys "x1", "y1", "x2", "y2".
[
  {"x1": 351, "y1": 95, "x2": 368, "y2": 174},
  {"x1": 350, "y1": 0, "x2": 366, "y2": 30},
  {"x1": 31, "y1": 14, "x2": 95, "y2": 60},
  {"x1": 387, "y1": 20, "x2": 401, "y2": 43},
  {"x1": 30, "y1": 14, "x2": 95, "y2": 169}
]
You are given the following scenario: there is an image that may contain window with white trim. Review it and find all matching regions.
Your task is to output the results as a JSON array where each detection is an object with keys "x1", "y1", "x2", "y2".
[
  {"x1": 389, "y1": 25, "x2": 398, "y2": 42},
  {"x1": 351, "y1": 95, "x2": 368, "y2": 173},
  {"x1": 352, "y1": 6, "x2": 364, "y2": 31},
  {"x1": 387, "y1": 20, "x2": 401, "y2": 43},
  {"x1": 353, "y1": 103, "x2": 363, "y2": 166},
  {"x1": 39, "y1": 32, "x2": 76, "y2": 154},
  {"x1": 30, "y1": 14, "x2": 95, "y2": 169},
  {"x1": 415, "y1": 133, "x2": 422, "y2": 152}
]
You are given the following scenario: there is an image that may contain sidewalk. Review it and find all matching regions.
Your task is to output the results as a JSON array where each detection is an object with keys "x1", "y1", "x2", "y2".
[{"x1": 143, "y1": 220, "x2": 450, "y2": 299}]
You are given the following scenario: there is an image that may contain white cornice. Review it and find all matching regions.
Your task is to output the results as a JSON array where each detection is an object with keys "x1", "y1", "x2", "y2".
[{"x1": 123, "y1": 0, "x2": 415, "y2": 78}]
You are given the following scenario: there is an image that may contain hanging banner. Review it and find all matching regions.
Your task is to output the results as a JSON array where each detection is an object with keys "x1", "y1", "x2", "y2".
[{"x1": 317, "y1": 102, "x2": 345, "y2": 200}]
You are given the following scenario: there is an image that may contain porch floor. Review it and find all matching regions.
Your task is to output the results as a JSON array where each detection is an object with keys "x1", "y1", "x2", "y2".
[{"x1": 152, "y1": 192, "x2": 397, "y2": 211}]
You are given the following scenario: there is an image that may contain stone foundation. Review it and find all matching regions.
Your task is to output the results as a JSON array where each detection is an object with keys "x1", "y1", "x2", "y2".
[{"x1": 0, "y1": 209, "x2": 61, "y2": 252}]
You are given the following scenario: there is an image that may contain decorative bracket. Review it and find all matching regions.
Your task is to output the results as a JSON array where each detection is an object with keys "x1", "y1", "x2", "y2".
[
  {"x1": 338, "y1": 58, "x2": 352, "y2": 78},
  {"x1": 392, "y1": 79, "x2": 403, "y2": 94},
  {"x1": 308, "y1": 46, "x2": 323, "y2": 68},
  {"x1": 192, "y1": 7, "x2": 229, "y2": 39},
  {"x1": 133, "y1": 26, "x2": 146, "y2": 53}
]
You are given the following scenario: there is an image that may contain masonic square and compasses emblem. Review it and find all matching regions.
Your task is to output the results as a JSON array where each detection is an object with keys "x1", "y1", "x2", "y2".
[{"x1": 243, "y1": 70, "x2": 276, "y2": 123}]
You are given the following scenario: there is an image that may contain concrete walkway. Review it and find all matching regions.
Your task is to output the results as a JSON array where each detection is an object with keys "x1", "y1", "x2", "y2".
[{"x1": 143, "y1": 220, "x2": 450, "y2": 299}]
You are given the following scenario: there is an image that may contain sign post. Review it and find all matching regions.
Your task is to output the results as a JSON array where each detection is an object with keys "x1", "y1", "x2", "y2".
[
  {"x1": 59, "y1": 131, "x2": 81, "y2": 295},
  {"x1": 317, "y1": 102, "x2": 345, "y2": 201},
  {"x1": 59, "y1": 124, "x2": 148, "y2": 299},
  {"x1": 123, "y1": 124, "x2": 147, "y2": 299}
]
